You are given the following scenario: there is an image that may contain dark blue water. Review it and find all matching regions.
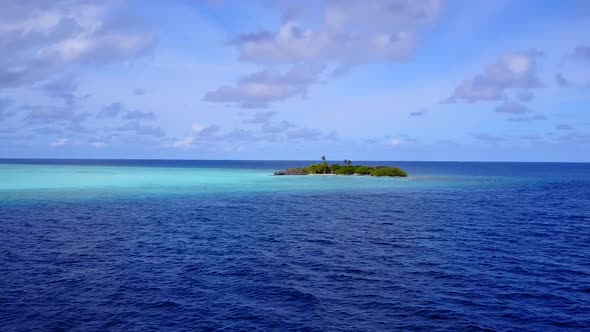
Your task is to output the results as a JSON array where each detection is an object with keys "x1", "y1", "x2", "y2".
[{"x1": 1, "y1": 160, "x2": 590, "y2": 331}]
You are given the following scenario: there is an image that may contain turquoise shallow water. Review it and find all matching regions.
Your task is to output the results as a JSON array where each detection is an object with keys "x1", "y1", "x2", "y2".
[{"x1": 0, "y1": 160, "x2": 552, "y2": 202}]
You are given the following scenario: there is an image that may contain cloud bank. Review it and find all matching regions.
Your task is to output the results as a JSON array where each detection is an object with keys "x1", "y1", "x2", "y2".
[
  {"x1": 206, "y1": 0, "x2": 444, "y2": 108},
  {"x1": 0, "y1": 0, "x2": 156, "y2": 89},
  {"x1": 446, "y1": 51, "x2": 542, "y2": 103}
]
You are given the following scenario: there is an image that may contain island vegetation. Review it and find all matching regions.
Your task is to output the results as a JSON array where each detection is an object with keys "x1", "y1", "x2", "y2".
[{"x1": 274, "y1": 156, "x2": 407, "y2": 177}]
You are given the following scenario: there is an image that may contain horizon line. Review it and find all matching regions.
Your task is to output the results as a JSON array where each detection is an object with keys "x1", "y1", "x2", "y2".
[{"x1": 0, "y1": 158, "x2": 588, "y2": 164}]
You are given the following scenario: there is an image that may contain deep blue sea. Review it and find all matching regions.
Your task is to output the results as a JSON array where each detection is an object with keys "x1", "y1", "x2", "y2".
[{"x1": 1, "y1": 160, "x2": 590, "y2": 331}]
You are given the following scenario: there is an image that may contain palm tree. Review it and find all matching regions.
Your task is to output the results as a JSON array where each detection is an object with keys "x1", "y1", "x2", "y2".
[{"x1": 321, "y1": 155, "x2": 326, "y2": 162}]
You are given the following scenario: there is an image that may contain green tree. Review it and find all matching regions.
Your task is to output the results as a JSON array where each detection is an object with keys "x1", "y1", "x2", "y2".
[
  {"x1": 335, "y1": 166, "x2": 355, "y2": 175},
  {"x1": 321, "y1": 155, "x2": 329, "y2": 173},
  {"x1": 370, "y1": 167, "x2": 407, "y2": 177},
  {"x1": 330, "y1": 164, "x2": 340, "y2": 173},
  {"x1": 354, "y1": 166, "x2": 371, "y2": 175}
]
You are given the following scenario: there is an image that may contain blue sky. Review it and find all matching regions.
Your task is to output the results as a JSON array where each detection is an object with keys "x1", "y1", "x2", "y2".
[{"x1": 1, "y1": 0, "x2": 589, "y2": 161}]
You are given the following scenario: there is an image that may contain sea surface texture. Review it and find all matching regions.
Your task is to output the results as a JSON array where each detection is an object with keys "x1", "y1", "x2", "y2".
[{"x1": 1, "y1": 160, "x2": 589, "y2": 331}]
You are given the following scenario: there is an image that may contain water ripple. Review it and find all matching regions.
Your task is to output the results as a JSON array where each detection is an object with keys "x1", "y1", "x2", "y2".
[{"x1": 1, "y1": 182, "x2": 590, "y2": 331}]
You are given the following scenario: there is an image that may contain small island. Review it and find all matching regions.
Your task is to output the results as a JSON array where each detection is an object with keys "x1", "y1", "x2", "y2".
[{"x1": 274, "y1": 156, "x2": 407, "y2": 177}]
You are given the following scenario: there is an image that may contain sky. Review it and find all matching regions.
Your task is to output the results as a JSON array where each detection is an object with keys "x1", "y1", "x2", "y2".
[{"x1": 1, "y1": 0, "x2": 590, "y2": 161}]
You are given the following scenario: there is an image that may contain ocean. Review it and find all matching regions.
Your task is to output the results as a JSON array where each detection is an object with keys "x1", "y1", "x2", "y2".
[{"x1": 1, "y1": 160, "x2": 589, "y2": 331}]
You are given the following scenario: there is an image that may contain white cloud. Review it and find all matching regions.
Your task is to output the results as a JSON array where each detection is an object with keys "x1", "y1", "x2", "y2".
[
  {"x1": 0, "y1": 0, "x2": 156, "y2": 88},
  {"x1": 494, "y1": 101, "x2": 530, "y2": 114},
  {"x1": 0, "y1": 98, "x2": 14, "y2": 120},
  {"x1": 572, "y1": 45, "x2": 590, "y2": 61},
  {"x1": 507, "y1": 115, "x2": 546, "y2": 122},
  {"x1": 166, "y1": 122, "x2": 220, "y2": 149},
  {"x1": 25, "y1": 105, "x2": 90, "y2": 123},
  {"x1": 556, "y1": 124, "x2": 574, "y2": 131},
  {"x1": 472, "y1": 133, "x2": 504, "y2": 143},
  {"x1": 50, "y1": 137, "x2": 68, "y2": 147},
  {"x1": 446, "y1": 51, "x2": 542, "y2": 103},
  {"x1": 207, "y1": 0, "x2": 443, "y2": 108},
  {"x1": 204, "y1": 63, "x2": 324, "y2": 108},
  {"x1": 233, "y1": 0, "x2": 442, "y2": 64},
  {"x1": 192, "y1": 122, "x2": 204, "y2": 134},
  {"x1": 168, "y1": 136, "x2": 195, "y2": 149}
]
